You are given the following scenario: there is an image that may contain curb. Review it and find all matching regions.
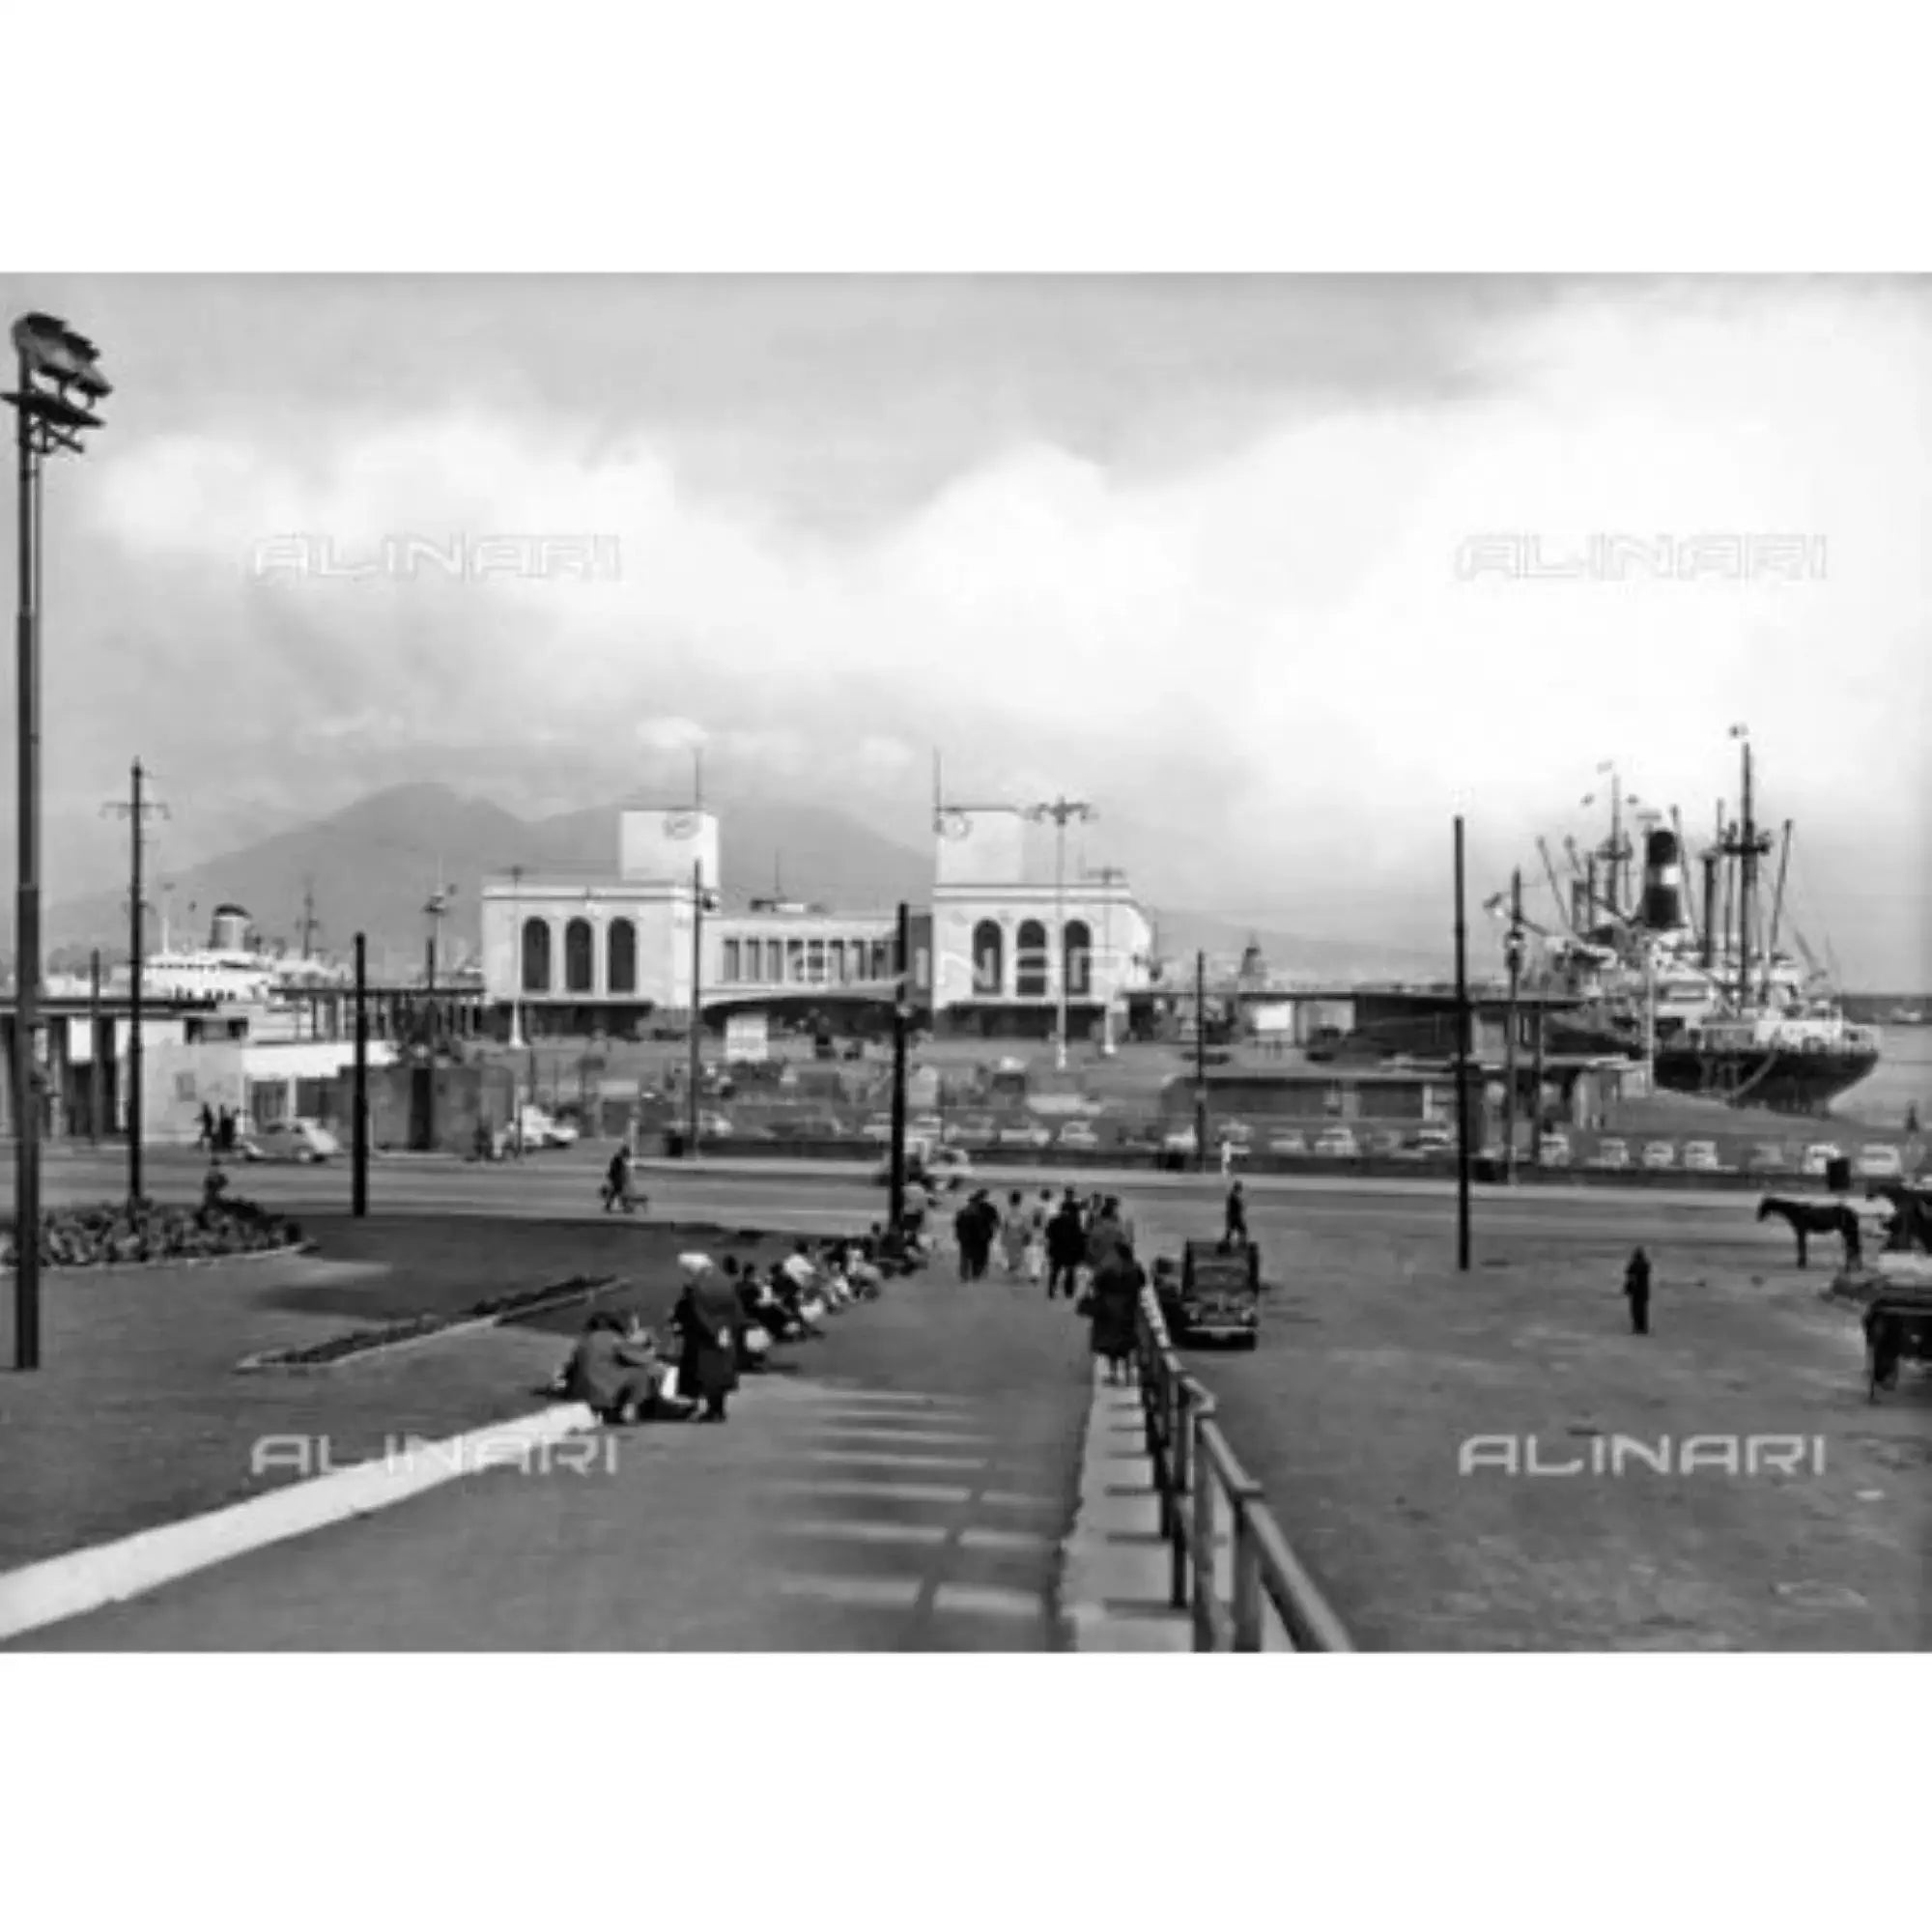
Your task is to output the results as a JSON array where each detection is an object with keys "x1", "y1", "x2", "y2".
[
  {"x1": 0, "y1": 1237, "x2": 316, "y2": 1279},
  {"x1": 1060, "y1": 1362, "x2": 1190, "y2": 1653},
  {"x1": 0, "y1": 1402, "x2": 599, "y2": 1646},
  {"x1": 235, "y1": 1275, "x2": 626, "y2": 1375}
]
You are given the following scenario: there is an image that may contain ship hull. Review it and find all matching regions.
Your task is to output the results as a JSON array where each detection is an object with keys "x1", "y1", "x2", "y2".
[{"x1": 1650, "y1": 1044, "x2": 1879, "y2": 1117}]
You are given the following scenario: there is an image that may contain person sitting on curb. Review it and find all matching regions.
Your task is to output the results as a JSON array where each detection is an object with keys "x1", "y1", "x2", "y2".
[{"x1": 563, "y1": 1311, "x2": 695, "y2": 1426}]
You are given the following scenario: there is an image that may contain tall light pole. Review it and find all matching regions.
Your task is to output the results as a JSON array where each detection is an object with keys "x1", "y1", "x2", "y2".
[
  {"x1": 686, "y1": 859, "x2": 719, "y2": 1158},
  {"x1": 506, "y1": 865, "x2": 525, "y2": 1050},
  {"x1": 1086, "y1": 865, "x2": 1128, "y2": 1058},
  {"x1": 1453, "y1": 816, "x2": 1472, "y2": 1272},
  {"x1": 1502, "y1": 867, "x2": 1525, "y2": 1185},
  {"x1": 6, "y1": 313, "x2": 108, "y2": 1372},
  {"x1": 1024, "y1": 795, "x2": 1094, "y2": 1072},
  {"x1": 103, "y1": 761, "x2": 166, "y2": 1208}
]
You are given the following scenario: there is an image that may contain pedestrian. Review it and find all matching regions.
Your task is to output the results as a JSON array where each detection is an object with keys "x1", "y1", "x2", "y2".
[
  {"x1": 1220, "y1": 1136, "x2": 1234, "y2": 1177},
  {"x1": 563, "y1": 1312, "x2": 694, "y2": 1426},
  {"x1": 1088, "y1": 1244, "x2": 1146, "y2": 1385},
  {"x1": 1907, "y1": 1102, "x2": 1921, "y2": 1137},
  {"x1": 671, "y1": 1254, "x2": 741, "y2": 1423},
  {"x1": 1023, "y1": 1200, "x2": 1047, "y2": 1289},
  {"x1": 1225, "y1": 1180, "x2": 1247, "y2": 1249},
  {"x1": 1046, "y1": 1193, "x2": 1085, "y2": 1299},
  {"x1": 1000, "y1": 1190, "x2": 1029, "y2": 1276},
  {"x1": 901, "y1": 1174, "x2": 929, "y2": 1250},
  {"x1": 1623, "y1": 1246, "x2": 1652, "y2": 1336},
  {"x1": 602, "y1": 1145, "x2": 638, "y2": 1213},
  {"x1": 216, "y1": 1105, "x2": 237, "y2": 1155},
  {"x1": 197, "y1": 1102, "x2": 215, "y2": 1152},
  {"x1": 965, "y1": 1190, "x2": 999, "y2": 1279}
]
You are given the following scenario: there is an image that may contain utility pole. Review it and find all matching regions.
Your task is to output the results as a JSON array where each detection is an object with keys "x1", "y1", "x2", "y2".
[
  {"x1": 889, "y1": 900, "x2": 910, "y2": 1233},
  {"x1": 1530, "y1": 968, "x2": 1547, "y2": 1170},
  {"x1": 1194, "y1": 949, "x2": 1208, "y2": 1173},
  {"x1": 103, "y1": 759, "x2": 167, "y2": 1208},
  {"x1": 1502, "y1": 868, "x2": 1524, "y2": 1184},
  {"x1": 88, "y1": 948, "x2": 101, "y2": 1146},
  {"x1": 1453, "y1": 816, "x2": 1471, "y2": 1271},
  {"x1": 352, "y1": 932, "x2": 368, "y2": 1216}
]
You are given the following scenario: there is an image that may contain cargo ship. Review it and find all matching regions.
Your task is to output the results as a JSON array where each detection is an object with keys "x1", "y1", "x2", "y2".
[{"x1": 1501, "y1": 729, "x2": 1881, "y2": 1117}]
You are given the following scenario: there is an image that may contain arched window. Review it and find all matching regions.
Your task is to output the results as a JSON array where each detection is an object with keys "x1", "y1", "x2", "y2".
[
  {"x1": 1015, "y1": 920, "x2": 1047, "y2": 998},
  {"x1": 608, "y1": 918, "x2": 638, "y2": 994},
  {"x1": 521, "y1": 918, "x2": 552, "y2": 994},
  {"x1": 973, "y1": 920, "x2": 1005, "y2": 999},
  {"x1": 565, "y1": 918, "x2": 594, "y2": 994},
  {"x1": 1064, "y1": 920, "x2": 1093, "y2": 998}
]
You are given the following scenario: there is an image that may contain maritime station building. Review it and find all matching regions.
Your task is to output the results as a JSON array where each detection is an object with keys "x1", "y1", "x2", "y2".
[{"x1": 478, "y1": 803, "x2": 1157, "y2": 1042}]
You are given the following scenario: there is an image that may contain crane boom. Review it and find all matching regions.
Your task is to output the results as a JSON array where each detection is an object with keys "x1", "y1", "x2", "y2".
[{"x1": 1536, "y1": 838, "x2": 1572, "y2": 930}]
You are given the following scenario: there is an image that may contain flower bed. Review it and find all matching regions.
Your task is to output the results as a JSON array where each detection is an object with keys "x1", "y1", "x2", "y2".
[
  {"x1": 238, "y1": 1271, "x2": 622, "y2": 1373},
  {"x1": 1, "y1": 1193, "x2": 306, "y2": 1271}
]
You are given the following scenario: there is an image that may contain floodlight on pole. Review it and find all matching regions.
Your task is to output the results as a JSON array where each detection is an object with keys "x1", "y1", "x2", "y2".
[
  {"x1": 1024, "y1": 796, "x2": 1095, "y2": 1073},
  {"x1": 7, "y1": 312, "x2": 108, "y2": 1372}
]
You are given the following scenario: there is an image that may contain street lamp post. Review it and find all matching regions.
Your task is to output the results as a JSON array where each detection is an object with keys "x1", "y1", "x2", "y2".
[
  {"x1": 1024, "y1": 796, "x2": 1094, "y2": 1072},
  {"x1": 6, "y1": 312, "x2": 109, "y2": 1372},
  {"x1": 686, "y1": 860, "x2": 720, "y2": 1159},
  {"x1": 1502, "y1": 867, "x2": 1525, "y2": 1185},
  {"x1": 506, "y1": 865, "x2": 525, "y2": 1050}
]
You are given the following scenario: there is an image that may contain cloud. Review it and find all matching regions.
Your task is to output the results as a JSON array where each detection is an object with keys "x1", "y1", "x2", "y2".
[{"x1": 12, "y1": 276, "x2": 1930, "y2": 981}]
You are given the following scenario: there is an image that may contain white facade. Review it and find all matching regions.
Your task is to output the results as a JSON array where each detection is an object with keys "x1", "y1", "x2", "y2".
[{"x1": 930, "y1": 807, "x2": 1153, "y2": 1019}]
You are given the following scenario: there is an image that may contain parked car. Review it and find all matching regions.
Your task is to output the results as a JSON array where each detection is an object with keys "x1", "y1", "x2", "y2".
[
  {"x1": 1682, "y1": 1140, "x2": 1723, "y2": 1173},
  {"x1": 1407, "y1": 1123, "x2": 1454, "y2": 1156},
  {"x1": 859, "y1": 1115, "x2": 895, "y2": 1144},
  {"x1": 1589, "y1": 1137, "x2": 1632, "y2": 1170},
  {"x1": 1266, "y1": 1129, "x2": 1309, "y2": 1155},
  {"x1": 1801, "y1": 1143, "x2": 1843, "y2": 1179},
  {"x1": 1161, "y1": 1125, "x2": 1199, "y2": 1155},
  {"x1": 1746, "y1": 1143, "x2": 1791, "y2": 1175},
  {"x1": 1056, "y1": 1121, "x2": 1100, "y2": 1151},
  {"x1": 910, "y1": 1114, "x2": 946, "y2": 1139},
  {"x1": 241, "y1": 1118, "x2": 340, "y2": 1164},
  {"x1": 950, "y1": 1117, "x2": 1000, "y2": 1150},
  {"x1": 1219, "y1": 1119, "x2": 1253, "y2": 1146},
  {"x1": 1312, "y1": 1126, "x2": 1360, "y2": 1158},
  {"x1": 1856, "y1": 1144, "x2": 1905, "y2": 1179},
  {"x1": 1537, "y1": 1131, "x2": 1572, "y2": 1167},
  {"x1": 520, "y1": 1106, "x2": 579, "y2": 1150},
  {"x1": 790, "y1": 1116, "x2": 845, "y2": 1142},
  {"x1": 1641, "y1": 1140, "x2": 1678, "y2": 1171},
  {"x1": 1367, "y1": 1128, "x2": 1406, "y2": 1156},
  {"x1": 996, "y1": 1122, "x2": 1052, "y2": 1150}
]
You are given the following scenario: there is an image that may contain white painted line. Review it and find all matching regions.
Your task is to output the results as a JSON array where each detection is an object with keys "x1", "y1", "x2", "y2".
[
  {"x1": 933, "y1": 1583, "x2": 1043, "y2": 1620},
  {"x1": 777, "y1": 1574, "x2": 922, "y2": 1610},
  {"x1": 813, "y1": 1389, "x2": 976, "y2": 1410},
  {"x1": 958, "y1": 1526, "x2": 1053, "y2": 1553},
  {"x1": 811, "y1": 1425, "x2": 998, "y2": 1446},
  {"x1": 776, "y1": 1480, "x2": 975, "y2": 1506},
  {"x1": 981, "y1": 1490, "x2": 1060, "y2": 1510},
  {"x1": 800, "y1": 1450, "x2": 989, "y2": 1472},
  {"x1": 0, "y1": 1404, "x2": 597, "y2": 1645},
  {"x1": 779, "y1": 1520, "x2": 951, "y2": 1548}
]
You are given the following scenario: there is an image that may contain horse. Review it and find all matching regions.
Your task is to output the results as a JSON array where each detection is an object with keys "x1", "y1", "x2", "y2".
[
  {"x1": 1864, "y1": 1180, "x2": 1932, "y2": 1255},
  {"x1": 1756, "y1": 1196, "x2": 1862, "y2": 1269}
]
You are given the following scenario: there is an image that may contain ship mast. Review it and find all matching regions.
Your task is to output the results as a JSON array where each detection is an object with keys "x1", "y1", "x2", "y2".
[
  {"x1": 1765, "y1": 819, "x2": 1794, "y2": 1001},
  {"x1": 1720, "y1": 726, "x2": 1774, "y2": 1010}
]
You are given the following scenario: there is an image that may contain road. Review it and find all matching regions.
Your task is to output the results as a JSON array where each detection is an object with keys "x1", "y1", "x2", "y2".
[{"x1": 16, "y1": 1143, "x2": 1774, "y2": 1255}]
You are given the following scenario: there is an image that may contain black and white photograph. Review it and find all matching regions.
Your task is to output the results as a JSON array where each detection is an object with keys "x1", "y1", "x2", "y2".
[{"x1": 0, "y1": 11, "x2": 1920, "y2": 1928}]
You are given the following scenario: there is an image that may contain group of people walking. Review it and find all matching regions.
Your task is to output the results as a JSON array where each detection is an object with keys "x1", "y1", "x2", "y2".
[
  {"x1": 196, "y1": 1104, "x2": 242, "y2": 1155},
  {"x1": 928, "y1": 1185, "x2": 1146, "y2": 1384}
]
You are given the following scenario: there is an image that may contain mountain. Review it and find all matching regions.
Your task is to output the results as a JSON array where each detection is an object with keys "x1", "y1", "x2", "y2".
[
  {"x1": 22, "y1": 781, "x2": 1444, "y2": 983},
  {"x1": 31, "y1": 783, "x2": 935, "y2": 974}
]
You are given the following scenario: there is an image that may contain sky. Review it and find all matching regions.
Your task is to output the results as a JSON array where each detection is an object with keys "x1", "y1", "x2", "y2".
[{"x1": 3, "y1": 273, "x2": 1928, "y2": 982}]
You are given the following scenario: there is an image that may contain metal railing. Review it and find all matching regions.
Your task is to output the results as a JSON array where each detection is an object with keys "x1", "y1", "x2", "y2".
[{"x1": 1133, "y1": 1287, "x2": 1353, "y2": 1653}]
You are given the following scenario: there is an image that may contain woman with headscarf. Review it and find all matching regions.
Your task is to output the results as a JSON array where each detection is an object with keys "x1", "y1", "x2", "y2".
[
  {"x1": 563, "y1": 1311, "x2": 692, "y2": 1425},
  {"x1": 671, "y1": 1253, "x2": 742, "y2": 1423},
  {"x1": 1088, "y1": 1242, "x2": 1146, "y2": 1385}
]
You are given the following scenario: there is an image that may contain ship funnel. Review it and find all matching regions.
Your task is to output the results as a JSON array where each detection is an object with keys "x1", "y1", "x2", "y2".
[{"x1": 1640, "y1": 829, "x2": 1686, "y2": 930}]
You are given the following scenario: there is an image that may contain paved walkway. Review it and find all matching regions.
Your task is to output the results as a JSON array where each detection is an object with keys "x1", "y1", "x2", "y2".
[{"x1": 12, "y1": 1258, "x2": 1110, "y2": 1651}]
